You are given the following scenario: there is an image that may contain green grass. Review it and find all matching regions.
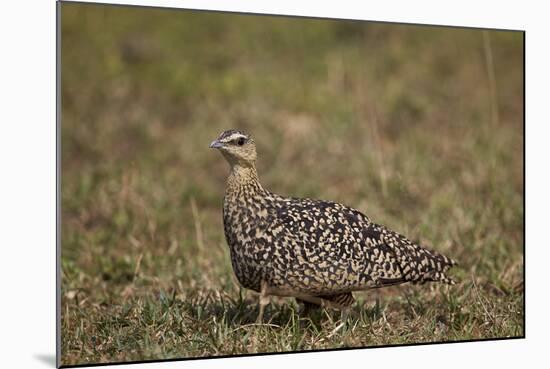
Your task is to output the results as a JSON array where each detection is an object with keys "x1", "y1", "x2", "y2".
[{"x1": 60, "y1": 3, "x2": 524, "y2": 366}]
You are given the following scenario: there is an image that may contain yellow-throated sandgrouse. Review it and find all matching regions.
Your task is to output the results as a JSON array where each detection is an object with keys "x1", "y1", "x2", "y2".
[{"x1": 210, "y1": 129, "x2": 457, "y2": 322}]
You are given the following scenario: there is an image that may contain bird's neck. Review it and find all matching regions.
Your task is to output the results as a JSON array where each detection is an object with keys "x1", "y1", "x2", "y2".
[{"x1": 226, "y1": 163, "x2": 263, "y2": 197}]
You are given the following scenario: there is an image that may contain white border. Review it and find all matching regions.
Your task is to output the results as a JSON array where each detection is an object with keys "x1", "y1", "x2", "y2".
[
  {"x1": 56, "y1": 0, "x2": 528, "y2": 30},
  {"x1": 2, "y1": 1, "x2": 548, "y2": 368}
]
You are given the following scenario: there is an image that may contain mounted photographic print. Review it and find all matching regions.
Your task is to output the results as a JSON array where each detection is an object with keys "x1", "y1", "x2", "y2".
[{"x1": 58, "y1": 1, "x2": 524, "y2": 367}]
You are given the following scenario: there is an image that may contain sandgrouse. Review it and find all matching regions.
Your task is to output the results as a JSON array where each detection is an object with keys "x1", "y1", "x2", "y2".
[{"x1": 210, "y1": 129, "x2": 457, "y2": 322}]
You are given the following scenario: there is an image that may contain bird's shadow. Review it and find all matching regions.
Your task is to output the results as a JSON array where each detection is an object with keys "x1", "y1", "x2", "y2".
[
  {"x1": 182, "y1": 295, "x2": 357, "y2": 330},
  {"x1": 185, "y1": 297, "x2": 297, "y2": 326}
]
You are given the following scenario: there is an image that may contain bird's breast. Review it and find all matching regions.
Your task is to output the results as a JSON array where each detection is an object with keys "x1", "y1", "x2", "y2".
[{"x1": 222, "y1": 192, "x2": 276, "y2": 288}]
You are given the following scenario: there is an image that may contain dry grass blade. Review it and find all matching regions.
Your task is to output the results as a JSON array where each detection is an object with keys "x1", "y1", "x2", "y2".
[
  {"x1": 190, "y1": 196, "x2": 205, "y2": 252},
  {"x1": 483, "y1": 30, "x2": 500, "y2": 128}
]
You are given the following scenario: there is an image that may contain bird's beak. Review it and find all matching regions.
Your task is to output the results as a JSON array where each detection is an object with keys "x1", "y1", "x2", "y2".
[{"x1": 209, "y1": 139, "x2": 223, "y2": 149}]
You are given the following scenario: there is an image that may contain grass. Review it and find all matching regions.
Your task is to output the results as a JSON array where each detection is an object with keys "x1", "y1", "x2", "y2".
[{"x1": 60, "y1": 3, "x2": 524, "y2": 366}]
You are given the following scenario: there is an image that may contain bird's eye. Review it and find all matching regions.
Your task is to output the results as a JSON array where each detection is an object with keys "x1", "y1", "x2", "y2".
[{"x1": 237, "y1": 137, "x2": 246, "y2": 146}]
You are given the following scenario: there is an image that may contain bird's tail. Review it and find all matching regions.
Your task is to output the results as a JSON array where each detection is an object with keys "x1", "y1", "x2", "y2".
[
  {"x1": 413, "y1": 249, "x2": 458, "y2": 285},
  {"x1": 382, "y1": 226, "x2": 458, "y2": 285}
]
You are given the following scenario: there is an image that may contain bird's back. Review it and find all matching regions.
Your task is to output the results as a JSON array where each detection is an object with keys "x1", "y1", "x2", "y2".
[{"x1": 224, "y1": 190, "x2": 456, "y2": 296}]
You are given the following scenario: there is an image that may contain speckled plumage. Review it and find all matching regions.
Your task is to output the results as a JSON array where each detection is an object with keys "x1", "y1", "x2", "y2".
[{"x1": 210, "y1": 129, "x2": 457, "y2": 313}]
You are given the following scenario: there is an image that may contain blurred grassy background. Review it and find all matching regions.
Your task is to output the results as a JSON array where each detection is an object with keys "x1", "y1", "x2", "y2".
[{"x1": 60, "y1": 3, "x2": 524, "y2": 366}]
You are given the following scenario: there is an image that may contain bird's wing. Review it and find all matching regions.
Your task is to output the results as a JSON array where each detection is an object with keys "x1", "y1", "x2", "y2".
[{"x1": 267, "y1": 197, "x2": 456, "y2": 293}]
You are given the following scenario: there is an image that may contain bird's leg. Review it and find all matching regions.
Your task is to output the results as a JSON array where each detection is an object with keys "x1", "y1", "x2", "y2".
[
  {"x1": 340, "y1": 307, "x2": 350, "y2": 324},
  {"x1": 300, "y1": 300, "x2": 320, "y2": 317},
  {"x1": 256, "y1": 280, "x2": 270, "y2": 324},
  {"x1": 340, "y1": 305, "x2": 359, "y2": 336}
]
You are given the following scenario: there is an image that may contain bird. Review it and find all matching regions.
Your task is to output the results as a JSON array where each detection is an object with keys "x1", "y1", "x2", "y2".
[{"x1": 209, "y1": 129, "x2": 457, "y2": 322}]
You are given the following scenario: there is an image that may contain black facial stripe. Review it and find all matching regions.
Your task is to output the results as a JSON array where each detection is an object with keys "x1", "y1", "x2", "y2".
[
  {"x1": 222, "y1": 135, "x2": 247, "y2": 145},
  {"x1": 218, "y1": 129, "x2": 248, "y2": 141}
]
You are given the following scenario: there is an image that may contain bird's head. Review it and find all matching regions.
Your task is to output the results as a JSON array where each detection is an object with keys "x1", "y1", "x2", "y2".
[{"x1": 209, "y1": 129, "x2": 257, "y2": 167}]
